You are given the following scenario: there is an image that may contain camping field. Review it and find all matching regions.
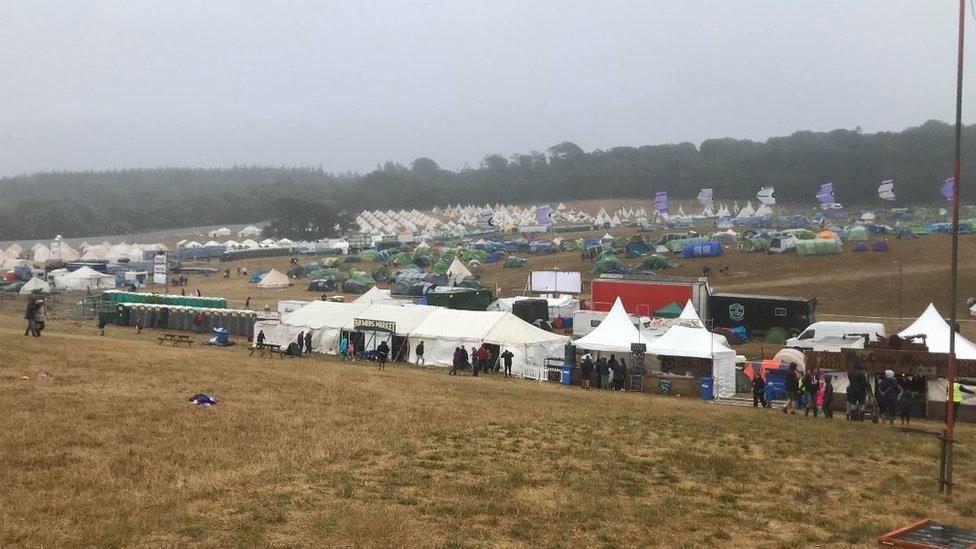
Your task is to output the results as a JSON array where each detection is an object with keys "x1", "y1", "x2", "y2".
[
  {"x1": 3, "y1": 311, "x2": 976, "y2": 547},
  {"x1": 180, "y1": 228, "x2": 976, "y2": 338}
]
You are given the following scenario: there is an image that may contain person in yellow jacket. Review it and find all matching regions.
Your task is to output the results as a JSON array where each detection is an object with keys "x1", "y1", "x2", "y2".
[{"x1": 951, "y1": 381, "x2": 976, "y2": 420}]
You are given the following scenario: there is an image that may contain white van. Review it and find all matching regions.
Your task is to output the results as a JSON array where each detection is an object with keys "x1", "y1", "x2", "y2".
[{"x1": 785, "y1": 321, "x2": 886, "y2": 350}]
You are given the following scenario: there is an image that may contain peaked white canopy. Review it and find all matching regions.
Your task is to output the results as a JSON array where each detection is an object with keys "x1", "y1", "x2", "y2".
[
  {"x1": 257, "y1": 269, "x2": 290, "y2": 289},
  {"x1": 899, "y1": 303, "x2": 976, "y2": 360},
  {"x1": 574, "y1": 298, "x2": 644, "y2": 353}
]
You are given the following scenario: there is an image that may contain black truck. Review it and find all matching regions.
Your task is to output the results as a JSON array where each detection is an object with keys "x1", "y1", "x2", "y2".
[{"x1": 708, "y1": 292, "x2": 816, "y2": 336}]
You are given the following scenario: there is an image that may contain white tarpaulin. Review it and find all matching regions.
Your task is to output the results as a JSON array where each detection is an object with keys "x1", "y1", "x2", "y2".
[{"x1": 899, "y1": 303, "x2": 976, "y2": 359}]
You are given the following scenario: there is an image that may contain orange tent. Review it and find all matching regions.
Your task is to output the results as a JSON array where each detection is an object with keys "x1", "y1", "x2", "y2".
[{"x1": 817, "y1": 230, "x2": 838, "y2": 239}]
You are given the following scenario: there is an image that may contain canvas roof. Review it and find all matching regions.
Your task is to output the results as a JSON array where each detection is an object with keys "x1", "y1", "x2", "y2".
[
  {"x1": 353, "y1": 286, "x2": 398, "y2": 304},
  {"x1": 342, "y1": 303, "x2": 438, "y2": 335},
  {"x1": 678, "y1": 300, "x2": 702, "y2": 322},
  {"x1": 280, "y1": 301, "x2": 371, "y2": 330},
  {"x1": 257, "y1": 269, "x2": 290, "y2": 289},
  {"x1": 410, "y1": 309, "x2": 507, "y2": 342},
  {"x1": 645, "y1": 325, "x2": 734, "y2": 360},
  {"x1": 484, "y1": 313, "x2": 569, "y2": 346},
  {"x1": 899, "y1": 303, "x2": 976, "y2": 360},
  {"x1": 446, "y1": 258, "x2": 473, "y2": 279},
  {"x1": 574, "y1": 297, "x2": 644, "y2": 352},
  {"x1": 19, "y1": 277, "x2": 51, "y2": 294},
  {"x1": 66, "y1": 266, "x2": 113, "y2": 280}
]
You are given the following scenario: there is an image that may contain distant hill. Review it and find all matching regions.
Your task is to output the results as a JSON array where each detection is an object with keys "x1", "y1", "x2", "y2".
[{"x1": 0, "y1": 119, "x2": 972, "y2": 240}]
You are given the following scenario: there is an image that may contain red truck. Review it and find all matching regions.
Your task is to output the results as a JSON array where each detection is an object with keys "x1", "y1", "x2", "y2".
[{"x1": 590, "y1": 274, "x2": 710, "y2": 319}]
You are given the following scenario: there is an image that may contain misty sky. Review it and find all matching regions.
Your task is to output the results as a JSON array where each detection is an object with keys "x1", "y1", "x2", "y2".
[{"x1": 0, "y1": 1, "x2": 972, "y2": 177}]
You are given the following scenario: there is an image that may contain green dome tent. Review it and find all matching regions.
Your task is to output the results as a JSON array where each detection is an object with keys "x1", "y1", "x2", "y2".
[
  {"x1": 653, "y1": 301, "x2": 683, "y2": 318},
  {"x1": 846, "y1": 226, "x2": 869, "y2": 242},
  {"x1": 640, "y1": 254, "x2": 678, "y2": 270},
  {"x1": 796, "y1": 238, "x2": 842, "y2": 256},
  {"x1": 593, "y1": 254, "x2": 625, "y2": 275},
  {"x1": 391, "y1": 252, "x2": 414, "y2": 266},
  {"x1": 431, "y1": 260, "x2": 450, "y2": 274},
  {"x1": 358, "y1": 250, "x2": 377, "y2": 261},
  {"x1": 372, "y1": 265, "x2": 390, "y2": 280},
  {"x1": 764, "y1": 327, "x2": 789, "y2": 345},
  {"x1": 504, "y1": 256, "x2": 528, "y2": 268},
  {"x1": 740, "y1": 236, "x2": 770, "y2": 253}
]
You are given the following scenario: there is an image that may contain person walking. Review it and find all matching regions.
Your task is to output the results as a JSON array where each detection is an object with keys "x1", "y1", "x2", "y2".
[
  {"x1": 951, "y1": 381, "x2": 976, "y2": 419},
  {"x1": 295, "y1": 331, "x2": 304, "y2": 357},
  {"x1": 477, "y1": 345, "x2": 490, "y2": 375},
  {"x1": 23, "y1": 299, "x2": 38, "y2": 337},
  {"x1": 376, "y1": 340, "x2": 389, "y2": 370},
  {"x1": 784, "y1": 363, "x2": 800, "y2": 414},
  {"x1": 898, "y1": 388, "x2": 914, "y2": 426},
  {"x1": 256, "y1": 329, "x2": 266, "y2": 347},
  {"x1": 580, "y1": 354, "x2": 594, "y2": 389},
  {"x1": 304, "y1": 330, "x2": 313, "y2": 355},
  {"x1": 451, "y1": 346, "x2": 461, "y2": 375},
  {"x1": 816, "y1": 375, "x2": 827, "y2": 417},
  {"x1": 878, "y1": 370, "x2": 899, "y2": 426},
  {"x1": 752, "y1": 370, "x2": 767, "y2": 408},
  {"x1": 500, "y1": 349, "x2": 514, "y2": 378},
  {"x1": 415, "y1": 341, "x2": 425, "y2": 365},
  {"x1": 847, "y1": 361, "x2": 868, "y2": 421},
  {"x1": 823, "y1": 376, "x2": 834, "y2": 418},
  {"x1": 348, "y1": 340, "x2": 356, "y2": 362},
  {"x1": 597, "y1": 357, "x2": 611, "y2": 390},
  {"x1": 471, "y1": 346, "x2": 480, "y2": 377},
  {"x1": 612, "y1": 357, "x2": 626, "y2": 391},
  {"x1": 803, "y1": 371, "x2": 818, "y2": 416},
  {"x1": 339, "y1": 336, "x2": 349, "y2": 360},
  {"x1": 245, "y1": 296, "x2": 251, "y2": 309}
]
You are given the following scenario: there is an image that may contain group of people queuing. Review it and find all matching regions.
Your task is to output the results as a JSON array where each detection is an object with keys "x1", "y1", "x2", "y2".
[
  {"x1": 753, "y1": 361, "x2": 941, "y2": 426},
  {"x1": 450, "y1": 344, "x2": 515, "y2": 377},
  {"x1": 579, "y1": 353, "x2": 629, "y2": 390}
]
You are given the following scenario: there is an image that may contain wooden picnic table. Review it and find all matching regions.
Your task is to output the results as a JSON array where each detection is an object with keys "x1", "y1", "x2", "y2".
[
  {"x1": 158, "y1": 333, "x2": 194, "y2": 347},
  {"x1": 249, "y1": 342, "x2": 285, "y2": 359}
]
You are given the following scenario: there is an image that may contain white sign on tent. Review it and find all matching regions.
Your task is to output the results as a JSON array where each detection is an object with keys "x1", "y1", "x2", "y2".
[
  {"x1": 528, "y1": 271, "x2": 582, "y2": 294},
  {"x1": 153, "y1": 254, "x2": 167, "y2": 284}
]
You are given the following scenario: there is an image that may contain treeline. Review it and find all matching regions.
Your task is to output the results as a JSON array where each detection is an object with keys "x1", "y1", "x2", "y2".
[{"x1": 0, "y1": 119, "x2": 973, "y2": 240}]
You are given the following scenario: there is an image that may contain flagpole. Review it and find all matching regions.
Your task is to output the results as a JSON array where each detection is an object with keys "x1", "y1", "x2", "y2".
[{"x1": 942, "y1": 0, "x2": 966, "y2": 496}]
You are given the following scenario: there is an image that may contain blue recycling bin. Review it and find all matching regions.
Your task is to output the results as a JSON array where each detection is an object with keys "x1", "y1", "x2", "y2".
[
  {"x1": 561, "y1": 365, "x2": 573, "y2": 385},
  {"x1": 213, "y1": 327, "x2": 229, "y2": 345},
  {"x1": 699, "y1": 377, "x2": 714, "y2": 400}
]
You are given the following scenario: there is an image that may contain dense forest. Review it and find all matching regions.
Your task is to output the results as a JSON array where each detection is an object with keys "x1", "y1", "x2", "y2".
[{"x1": 1, "y1": 119, "x2": 973, "y2": 240}]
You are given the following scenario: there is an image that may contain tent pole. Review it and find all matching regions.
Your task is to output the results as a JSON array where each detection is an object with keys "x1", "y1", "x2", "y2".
[{"x1": 943, "y1": 0, "x2": 966, "y2": 497}]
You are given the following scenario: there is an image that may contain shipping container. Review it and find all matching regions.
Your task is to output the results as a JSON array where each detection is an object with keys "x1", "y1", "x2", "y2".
[
  {"x1": 590, "y1": 275, "x2": 710, "y2": 319},
  {"x1": 708, "y1": 292, "x2": 816, "y2": 336}
]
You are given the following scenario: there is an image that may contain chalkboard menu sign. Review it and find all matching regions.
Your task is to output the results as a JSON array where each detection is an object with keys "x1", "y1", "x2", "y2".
[
  {"x1": 658, "y1": 378, "x2": 672, "y2": 395},
  {"x1": 879, "y1": 519, "x2": 976, "y2": 548}
]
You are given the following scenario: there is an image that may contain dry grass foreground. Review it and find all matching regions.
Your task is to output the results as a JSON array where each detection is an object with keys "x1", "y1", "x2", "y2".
[{"x1": 3, "y1": 313, "x2": 976, "y2": 547}]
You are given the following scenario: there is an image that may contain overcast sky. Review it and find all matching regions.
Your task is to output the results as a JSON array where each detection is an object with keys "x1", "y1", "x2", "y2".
[{"x1": 0, "y1": 1, "x2": 972, "y2": 176}]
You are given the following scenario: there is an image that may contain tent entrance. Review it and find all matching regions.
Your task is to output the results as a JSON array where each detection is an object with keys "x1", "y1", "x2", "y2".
[
  {"x1": 484, "y1": 343, "x2": 500, "y2": 372},
  {"x1": 391, "y1": 335, "x2": 409, "y2": 362}
]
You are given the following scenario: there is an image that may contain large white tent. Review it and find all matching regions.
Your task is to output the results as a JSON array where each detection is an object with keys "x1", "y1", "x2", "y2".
[
  {"x1": 406, "y1": 309, "x2": 567, "y2": 379},
  {"x1": 52, "y1": 266, "x2": 116, "y2": 291},
  {"x1": 255, "y1": 301, "x2": 372, "y2": 354},
  {"x1": 573, "y1": 298, "x2": 645, "y2": 353},
  {"x1": 899, "y1": 303, "x2": 976, "y2": 360},
  {"x1": 253, "y1": 301, "x2": 566, "y2": 378},
  {"x1": 19, "y1": 277, "x2": 51, "y2": 294},
  {"x1": 257, "y1": 269, "x2": 290, "y2": 289}
]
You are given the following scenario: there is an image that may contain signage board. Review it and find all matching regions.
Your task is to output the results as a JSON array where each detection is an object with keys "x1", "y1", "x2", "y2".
[
  {"x1": 353, "y1": 318, "x2": 396, "y2": 333},
  {"x1": 529, "y1": 270, "x2": 582, "y2": 294}
]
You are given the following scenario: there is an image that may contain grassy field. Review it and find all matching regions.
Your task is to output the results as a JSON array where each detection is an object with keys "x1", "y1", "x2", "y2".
[{"x1": 2, "y1": 311, "x2": 976, "y2": 547}]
